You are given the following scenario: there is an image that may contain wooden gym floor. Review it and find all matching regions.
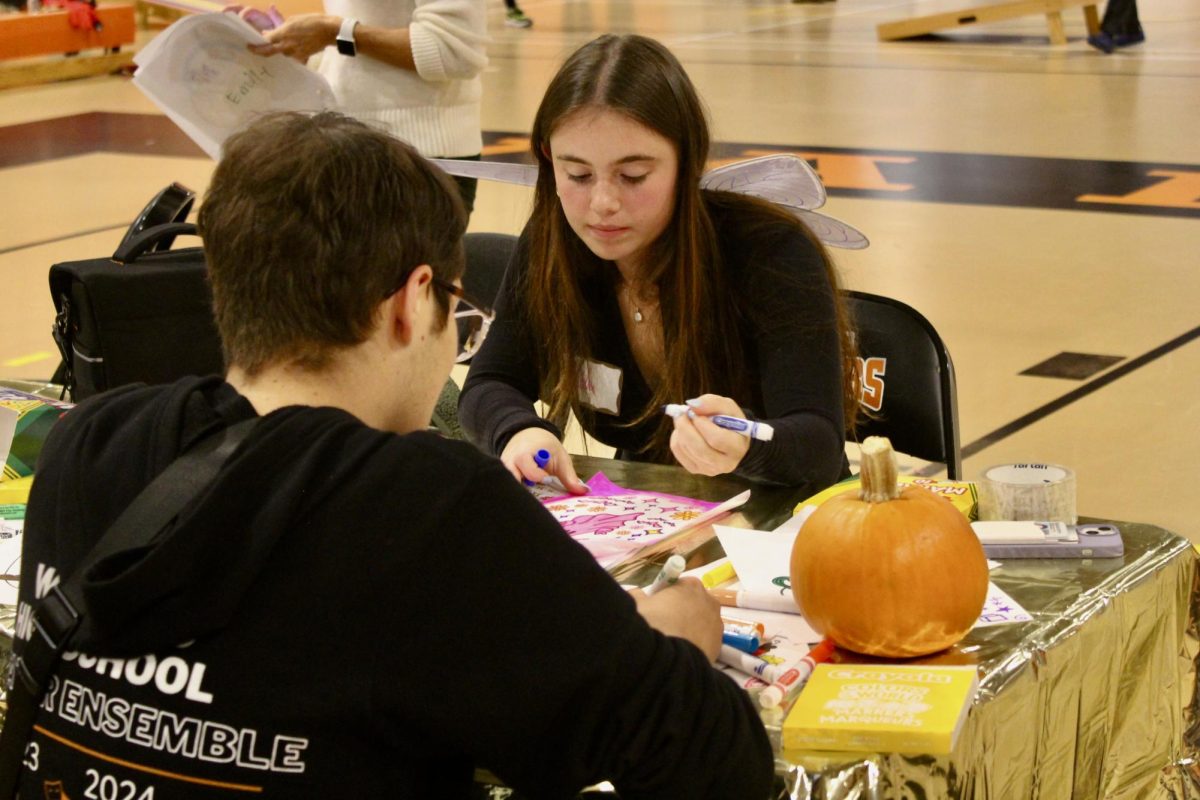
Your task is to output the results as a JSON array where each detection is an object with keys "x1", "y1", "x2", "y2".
[{"x1": 1, "y1": 0, "x2": 1197, "y2": 541}]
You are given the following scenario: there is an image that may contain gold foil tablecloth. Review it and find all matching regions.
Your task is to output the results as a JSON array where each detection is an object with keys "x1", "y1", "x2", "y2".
[{"x1": 572, "y1": 456, "x2": 1200, "y2": 799}]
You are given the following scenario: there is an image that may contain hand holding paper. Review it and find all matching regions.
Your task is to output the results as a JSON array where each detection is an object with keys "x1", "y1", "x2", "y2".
[{"x1": 133, "y1": 13, "x2": 336, "y2": 159}]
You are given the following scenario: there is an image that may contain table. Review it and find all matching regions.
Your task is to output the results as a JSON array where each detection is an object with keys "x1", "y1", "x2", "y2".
[
  {"x1": 568, "y1": 455, "x2": 1200, "y2": 799},
  {"x1": 2, "y1": 446, "x2": 1197, "y2": 798}
]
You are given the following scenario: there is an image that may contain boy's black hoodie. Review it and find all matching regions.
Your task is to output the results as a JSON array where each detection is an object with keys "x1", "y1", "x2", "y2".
[{"x1": 13, "y1": 376, "x2": 772, "y2": 799}]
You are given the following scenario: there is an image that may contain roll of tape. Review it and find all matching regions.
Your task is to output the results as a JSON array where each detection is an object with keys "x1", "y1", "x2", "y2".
[{"x1": 977, "y1": 463, "x2": 1077, "y2": 524}]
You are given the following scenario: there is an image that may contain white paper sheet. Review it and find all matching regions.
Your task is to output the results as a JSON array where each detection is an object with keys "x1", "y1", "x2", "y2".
[
  {"x1": 715, "y1": 524, "x2": 797, "y2": 595},
  {"x1": 0, "y1": 518, "x2": 25, "y2": 606},
  {"x1": 973, "y1": 582, "x2": 1034, "y2": 628},
  {"x1": 133, "y1": 13, "x2": 336, "y2": 159}
]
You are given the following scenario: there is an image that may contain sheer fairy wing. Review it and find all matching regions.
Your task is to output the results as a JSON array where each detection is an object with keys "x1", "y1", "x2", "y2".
[
  {"x1": 702, "y1": 154, "x2": 868, "y2": 249},
  {"x1": 429, "y1": 154, "x2": 867, "y2": 248},
  {"x1": 699, "y1": 154, "x2": 826, "y2": 211},
  {"x1": 430, "y1": 158, "x2": 539, "y2": 186},
  {"x1": 789, "y1": 208, "x2": 870, "y2": 250}
]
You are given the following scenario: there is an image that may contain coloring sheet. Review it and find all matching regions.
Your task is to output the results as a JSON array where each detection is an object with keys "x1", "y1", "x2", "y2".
[
  {"x1": 133, "y1": 13, "x2": 336, "y2": 158},
  {"x1": 973, "y1": 582, "x2": 1034, "y2": 628},
  {"x1": 538, "y1": 473, "x2": 746, "y2": 569}
]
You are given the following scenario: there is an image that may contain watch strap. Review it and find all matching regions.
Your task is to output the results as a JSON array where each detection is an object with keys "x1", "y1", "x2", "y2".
[{"x1": 336, "y1": 17, "x2": 358, "y2": 56}]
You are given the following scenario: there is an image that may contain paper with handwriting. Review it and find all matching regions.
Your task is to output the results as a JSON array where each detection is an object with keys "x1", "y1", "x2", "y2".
[{"x1": 133, "y1": 13, "x2": 335, "y2": 158}]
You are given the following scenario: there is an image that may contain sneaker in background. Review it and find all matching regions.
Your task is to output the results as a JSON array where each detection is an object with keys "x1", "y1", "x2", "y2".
[
  {"x1": 505, "y1": 7, "x2": 533, "y2": 27},
  {"x1": 1087, "y1": 27, "x2": 1145, "y2": 53}
]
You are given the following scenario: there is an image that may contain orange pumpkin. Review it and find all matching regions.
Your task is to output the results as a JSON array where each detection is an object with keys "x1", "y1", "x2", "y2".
[{"x1": 790, "y1": 436, "x2": 989, "y2": 658}]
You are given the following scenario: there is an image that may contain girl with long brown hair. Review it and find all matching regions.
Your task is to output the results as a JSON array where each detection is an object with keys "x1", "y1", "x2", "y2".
[{"x1": 460, "y1": 33, "x2": 859, "y2": 493}]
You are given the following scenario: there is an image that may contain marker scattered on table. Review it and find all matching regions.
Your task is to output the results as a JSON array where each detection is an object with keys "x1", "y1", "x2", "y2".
[
  {"x1": 759, "y1": 639, "x2": 836, "y2": 709},
  {"x1": 698, "y1": 558, "x2": 737, "y2": 588},
  {"x1": 721, "y1": 618, "x2": 763, "y2": 652},
  {"x1": 643, "y1": 555, "x2": 687, "y2": 596},
  {"x1": 709, "y1": 587, "x2": 800, "y2": 614},
  {"x1": 662, "y1": 404, "x2": 774, "y2": 442},
  {"x1": 718, "y1": 645, "x2": 783, "y2": 683},
  {"x1": 721, "y1": 626, "x2": 763, "y2": 653}
]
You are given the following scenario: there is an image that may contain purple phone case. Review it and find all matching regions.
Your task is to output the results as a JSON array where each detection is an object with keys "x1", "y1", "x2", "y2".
[{"x1": 983, "y1": 523, "x2": 1124, "y2": 559}]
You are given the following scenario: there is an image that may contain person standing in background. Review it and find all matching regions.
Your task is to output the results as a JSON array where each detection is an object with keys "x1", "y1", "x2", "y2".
[
  {"x1": 1087, "y1": 0, "x2": 1144, "y2": 53},
  {"x1": 503, "y1": 0, "x2": 532, "y2": 27},
  {"x1": 249, "y1": 0, "x2": 488, "y2": 212}
]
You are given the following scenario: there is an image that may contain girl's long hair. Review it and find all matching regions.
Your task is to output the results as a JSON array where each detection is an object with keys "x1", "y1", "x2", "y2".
[{"x1": 524, "y1": 34, "x2": 859, "y2": 460}]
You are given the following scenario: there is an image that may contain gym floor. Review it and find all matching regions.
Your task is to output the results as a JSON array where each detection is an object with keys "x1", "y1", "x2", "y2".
[{"x1": 1, "y1": 0, "x2": 1197, "y2": 540}]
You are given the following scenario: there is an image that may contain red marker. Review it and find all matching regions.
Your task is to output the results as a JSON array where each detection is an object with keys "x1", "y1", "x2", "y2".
[{"x1": 758, "y1": 639, "x2": 836, "y2": 709}]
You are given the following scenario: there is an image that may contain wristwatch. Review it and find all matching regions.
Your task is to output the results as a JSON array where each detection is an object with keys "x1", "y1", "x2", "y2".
[{"x1": 335, "y1": 17, "x2": 359, "y2": 57}]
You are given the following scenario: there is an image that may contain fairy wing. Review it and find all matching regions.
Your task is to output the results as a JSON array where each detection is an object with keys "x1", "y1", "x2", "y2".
[
  {"x1": 702, "y1": 154, "x2": 868, "y2": 249},
  {"x1": 431, "y1": 154, "x2": 868, "y2": 249},
  {"x1": 700, "y1": 154, "x2": 826, "y2": 211},
  {"x1": 789, "y1": 208, "x2": 870, "y2": 250},
  {"x1": 430, "y1": 158, "x2": 538, "y2": 186}
]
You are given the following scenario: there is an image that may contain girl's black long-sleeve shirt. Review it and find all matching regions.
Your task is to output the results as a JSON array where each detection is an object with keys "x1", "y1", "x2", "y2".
[{"x1": 461, "y1": 195, "x2": 850, "y2": 493}]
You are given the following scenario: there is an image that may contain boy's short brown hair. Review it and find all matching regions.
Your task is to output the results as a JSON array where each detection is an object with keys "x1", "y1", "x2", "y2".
[{"x1": 198, "y1": 112, "x2": 467, "y2": 375}]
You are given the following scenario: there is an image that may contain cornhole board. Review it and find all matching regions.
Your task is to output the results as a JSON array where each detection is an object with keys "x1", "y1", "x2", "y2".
[{"x1": 877, "y1": 0, "x2": 1101, "y2": 45}]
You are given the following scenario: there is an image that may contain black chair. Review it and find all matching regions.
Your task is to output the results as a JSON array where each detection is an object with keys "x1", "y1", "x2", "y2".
[
  {"x1": 462, "y1": 231, "x2": 517, "y2": 314},
  {"x1": 846, "y1": 290, "x2": 961, "y2": 479},
  {"x1": 430, "y1": 232, "x2": 519, "y2": 439}
]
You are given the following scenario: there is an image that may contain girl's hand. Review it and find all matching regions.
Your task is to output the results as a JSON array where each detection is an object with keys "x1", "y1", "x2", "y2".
[
  {"x1": 500, "y1": 427, "x2": 589, "y2": 495},
  {"x1": 668, "y1": 394, "x2": 753, "y2": 477}
]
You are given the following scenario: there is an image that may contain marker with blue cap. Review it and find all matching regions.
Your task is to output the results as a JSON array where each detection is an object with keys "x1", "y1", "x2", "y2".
[
  {"x1": 523, "y1": 449, "x2": 552, "y2": 487},
  {"x1": 721, "y1": 628, "x2": 762, "y2": 654},
  {"x1": 522, "y1": 449, "x2": 585, "y2": 493},
  {"x1": 663, "y1": 404, "x2": 775, "y2": 442}
]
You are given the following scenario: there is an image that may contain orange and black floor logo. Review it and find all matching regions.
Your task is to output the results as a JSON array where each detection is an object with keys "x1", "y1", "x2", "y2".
[
  {"x1": 1, "y1": 115, "x2": 1197, "y2": 218},
  {"x1": 481, "y1": 132, "x2": 1200, "y2": 218}
]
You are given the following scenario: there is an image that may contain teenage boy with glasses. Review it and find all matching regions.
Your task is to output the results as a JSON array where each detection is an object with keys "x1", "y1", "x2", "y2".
[{"x1": 11, "y1": 112, "x2": 772, "y2": 799}]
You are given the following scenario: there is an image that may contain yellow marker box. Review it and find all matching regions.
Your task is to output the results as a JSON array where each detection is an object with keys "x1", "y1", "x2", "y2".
[{"x1": 794, "y1": 475, "x2": 978, "y2": 521}]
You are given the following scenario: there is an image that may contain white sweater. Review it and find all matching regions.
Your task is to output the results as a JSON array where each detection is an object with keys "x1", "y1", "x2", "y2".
[{"x1": 319, "y1": 0, "x2": 488, "y2": 157}]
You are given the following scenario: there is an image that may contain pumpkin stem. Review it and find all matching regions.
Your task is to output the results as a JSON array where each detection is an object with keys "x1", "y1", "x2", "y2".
[{"x1": 859, "y1": 436, "x2": 901, "y2": 502}]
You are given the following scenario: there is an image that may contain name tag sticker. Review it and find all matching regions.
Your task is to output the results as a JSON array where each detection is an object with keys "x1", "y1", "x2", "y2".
[{"x1": 578, "y1": 359, "x2": 622, "y2": 415}]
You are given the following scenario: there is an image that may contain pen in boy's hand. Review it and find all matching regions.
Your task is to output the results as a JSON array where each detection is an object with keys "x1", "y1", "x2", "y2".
[
  {"x1": 643, "y1": 554, "x2": 687, "y2": 596},
  {"x1": 662, "y1": 404, "x2": 774, "y2": 442}
]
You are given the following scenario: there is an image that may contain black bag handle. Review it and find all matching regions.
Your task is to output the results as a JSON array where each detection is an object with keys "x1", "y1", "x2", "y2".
[
  {"x1": 111, "y1": 222, "x2": 199, "y2": 265},
  {"x1": 0, "y1": 418, "x2": 257, "y2": 798}
]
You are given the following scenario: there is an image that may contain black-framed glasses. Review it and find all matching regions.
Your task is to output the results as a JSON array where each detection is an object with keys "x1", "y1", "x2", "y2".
[{"x1": 432, "y1": 277, "x2": 494, "y2": 363}]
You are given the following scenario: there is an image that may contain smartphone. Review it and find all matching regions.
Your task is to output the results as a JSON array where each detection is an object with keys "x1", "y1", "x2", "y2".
[{"x1": 971, "y1": 521, "x2": 1124, "y2": 559}]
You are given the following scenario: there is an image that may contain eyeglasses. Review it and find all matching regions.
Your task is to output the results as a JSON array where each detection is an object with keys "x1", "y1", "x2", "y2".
[{"x1": 432, "y1": 278, "x2": 494, "y2": 363}]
